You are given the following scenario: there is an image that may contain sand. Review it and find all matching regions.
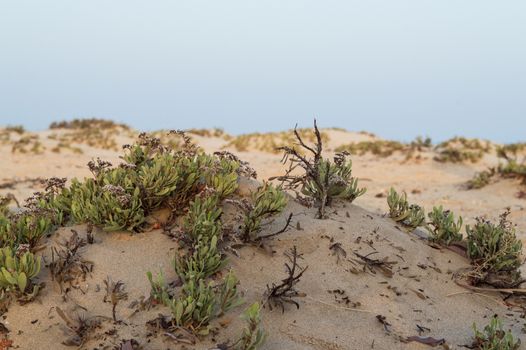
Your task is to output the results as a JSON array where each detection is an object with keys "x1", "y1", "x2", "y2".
[{"x1": 0, "y1": 126, "x2": 525, "y2": 349}]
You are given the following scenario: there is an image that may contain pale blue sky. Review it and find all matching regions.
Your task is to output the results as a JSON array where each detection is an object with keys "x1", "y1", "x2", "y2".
[{"x1": 0, "y1": 1, "x2": 524, "y2": 143}]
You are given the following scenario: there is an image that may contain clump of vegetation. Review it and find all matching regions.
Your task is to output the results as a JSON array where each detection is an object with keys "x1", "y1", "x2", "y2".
[
  {"x1": 335, "y1": 136, "x2": 432, "y2": 160},
  {"x1": 223, "y1": 128, "x2": 329, "y2": 154},
  {"x1": 426, "y1": 206, "x2": 463, "y2": 245},
  {"x1": 387, "y1": 188, "x2": 425, "y2": 230},
  {"x1": 471, "y1": 316, "x2": 520, "y2": 350},
  {"x1": 174, "y1": 234, "x2": 226, "y2": 281},
  {"x1": 0, "y1": 208, "x2": 53, "y2": 250},
  {"x1": 187, "y1": 128, "x2": 230, "y2": 139},
  {"x1": 467, "y1": 168, "x2": 497, "y2": 190},
  {"x1": 271, "y1": 121, "x2": 365, "y2": 219},
  {"x1": 147, "y1": 271, "x2": 242, "y2": 335},
  {"x1": 466, "y1": 209, "x2": 523, "y2": 287},
  {"x1": 434, "y1": 137, "x2": 491, "y2": 163},
  {"x1": 231, "y1": 302, "x2": 266, "y2": 350},
  {"x1": 0, "y1": 246, "x2": 41, "y2": 300},
  {"x1": 11, "y1": 134, "x2": 45, "y2": 154},
  {"x1": 49, "y1": 118, "x2": 130, "y2": 130},
  {"x1": 4, "y1": 125, "x2": 25, "y2": 134},
  {"x1": 48, "y1": 118, "x2": 132, "y2": 151},
  {"x1": 241, "y1": 183, "x2": 287, "y2": 242},
  {"x1": 335, "y1": 140, "x2": 405, "y2": 157},
  {"x1": 497, "y1": 143, "x2": 526, "y2": 185}
]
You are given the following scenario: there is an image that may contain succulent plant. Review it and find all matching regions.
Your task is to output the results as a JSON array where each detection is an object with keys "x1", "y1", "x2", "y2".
[
  {"x1": 387, "y1": 188, "x2": 424, "y2": 230},
  {"x1": 174, "y1": 235, "x2": 226, "y2": 282},
  {"x1": 0, "y1": 210, "x2": 53, "y2": 249},
  {"x1": 271, "y1": 122, "x2": 365, "y2": 218},
  {"x1": 234, "y1": 302, "x2": 266, "y2": 350},
  {"x1": 242, "y1": 183, "x2": 287, "y2": 241},
  {"x1": 426, "y1": 206, "x2": 463, "y2": 245},
  {"x1": 471, "y1": 316, "x2": 520, "y2": 350},
  {"x1": 466, "y1": 209, "x2": 522, "y2": 286},
  {"x1": 0, "y1": 247, "x2": 41, "y2": 297},
  {"x1": 183, "y1": 195, "x2": 222, "y2": 243},
  {"x1": 302, "y1": 155, "x2": 366, "y2": 205}
]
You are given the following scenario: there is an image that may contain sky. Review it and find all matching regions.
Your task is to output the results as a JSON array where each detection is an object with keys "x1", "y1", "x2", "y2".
[{"x1": 0, "y1": 1, "x2": 525, "y2": 143}]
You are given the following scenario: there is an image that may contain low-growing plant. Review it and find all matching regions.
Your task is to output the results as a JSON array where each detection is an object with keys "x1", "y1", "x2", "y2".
[
  {"x1": 434, "y1": 137, "x2": 491, "y2": 163},
  {"x1": 241, "y1": 183, "x2": 287, "y2": 242},
  {"x1": 233, "y1": 302, "x2": 266, "y2": 350},
  {"x1": 160, "y1": 272, "x2": 241, "y2": 335},
  {"x1": 271, "y1": 121, "x2": 365, "y2": 219},
  {"x1": 174, "y1": 235, "x2": 226, "y2": 282},
  {"x1": 466, "y1": 168, "x2": 497, "y2": 190},
  {"x1": 0, "y1": 247, "x2": 41, "y2": 298},
  {"x1": 0, "y1": 209, "x2": 53, "y2": 249},
  {"x1": 146, "y1": 270, "x2": 170, "y2": 303},
  {"x1": 335, "y1": 140, "x2": 405, "y2": 157},
  {"x1": 183, "y1": 195, "x2": 222, "y2": 243},
  {"x1": 426, "y1": 206, "x2": 463, "y2": 245},
  {"x1": 471, "y1": 316, "x2": 520, "y2": 350},
  {"x1": 497, "y1": 145, "x2": 526, "y2": 185},
  {"x1": 69, "y1": 175, "x2": 145, "y2": 232},
  {"x1": 216, "y1": 270, "x2": 243, "y2": 316},
  {"x1": 466, "y1": 209, "x2": 523, "y2": 287},
  {"x1": 223, "y1": 128, "x2": 329, "y2": 154},
  {"x1": 387, "y1": 188, "x2": 425, "y2": 230}
]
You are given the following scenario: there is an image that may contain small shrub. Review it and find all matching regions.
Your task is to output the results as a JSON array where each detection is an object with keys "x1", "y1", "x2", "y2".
[
  {"x1": 0, "y1": 247, "x2": 41, "y2": 298},
  {"x1": 0, "y1": 210, "x2": 53, "y2": 249},
  {"x1": 70, "y1": 176, "x2": 145, "y2": 232},
  {"x1": 174, "y1": 235, "x2": 226, "y2": 282},
  {"x1": 387, "y1": 188, "x2": 424, "y2": 230},
  {"x1": 234, "y1": 302, "x2": 266, "y2": 350},
  {"x1": 272, "y1": 121, "x2": 365, "y2": 219},
  {"x1": 426, "y1": 206, "x2": 463, "y2": 245},
  {"x1": 471, "y1": 316, "x2": 520, "y2": 350},
  {"x1": 241, "y1": 183, "x2": 287, "y2": 242},
  {"x1": 387, "y1": 188, "x2": 409, "y2": 220},
  {"x1": 160, "y1": 273, "x2": 241, "y2": 335},
  {"x1": 335, "y1": 140, "x2": 405, "y2": 157},
  {"x1": 183, "y1": 195, "x2": 222, "y2": 243},
  {"x1": 434, "y1": 137, "x2": 491, "y2": 163},
  {"x1": 466, "y1": 209, "x2": 522, "y2": 287},
  {"x1": 467, "y1": 168, "x2": 497, "y2": 190}
]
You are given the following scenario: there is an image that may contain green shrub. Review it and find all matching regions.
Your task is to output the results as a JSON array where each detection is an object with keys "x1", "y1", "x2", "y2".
[
  {"x1": 471, "y1": 316, "x2": 520, "y2": 350},
  {"x1": 466, "y1": 209, "x2": 522, "y2": 286},
  {"x1": 234, "y1": 302, "x2": 266, "y2": 350},
  {"x1": 467, "y1": 168, "x2": 497, "y2": 190},
  {"x1": 335, "y1": 140, "x2": 405, "y2": 157},
  {"x1": 387, "y1": 188, "x2": 409, "y2": 221},
  {"x1": 70, "y1": 176, "x2": 145, "y2": 232},
  {"x1": 387, "y1": 188, "x2": 424, "y2": 230},
  {"x1": 137, "y1": 153, "x2": 182, "y2": 211},
  {"x1": 158, "y1": 273, "x2": 241, "y2": 336},
  {"x1": 271, "y1": 122, "x2": 365, "y2": 218},
  {"x1": 146, "y1": 270, "x2": 170, "y2": 303},
  {"x1": 434, "y1": 137, "x2": 491, "y2": 163},
  {"x1": 0, "y1": 247, "x2": 41, "y2": 297},
  {"x1": 302, "y1": 155, "x2": 366, "y2": 205},
  {"x1": 174, "y1": 235, "x2": 226, "y2": 282},
  {"x1": 242, "y1": 183, "x2": 287, "y2": 242},
  {"x1": 0, "y1": 210, "x2": 53, "y2": 249},
  {"x1": 205, "y1": 158, "x2": 239, "y2": 199},
  {"x1": 426, "y1": 206, "x2": 463, "y2": 245},
  {"x1": 183, "y1": 195, "x2": 222, "y2": 243}
]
